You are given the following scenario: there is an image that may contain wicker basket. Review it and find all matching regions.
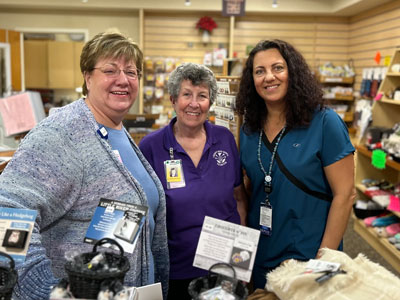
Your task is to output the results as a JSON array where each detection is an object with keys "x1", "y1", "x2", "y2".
[
  {"x1": 65, "y1": 238, "x2": 130, "y2": 299},
  {"x1": 188, "y1": 263, "x2": 248, "y2": 300},
  {"x1": 0, "y1": 252, "x2": 18, "y2": 300}
]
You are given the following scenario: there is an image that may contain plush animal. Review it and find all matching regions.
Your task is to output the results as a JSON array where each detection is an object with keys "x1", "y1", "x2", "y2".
[{"x1": 49, "y1": 278, "x2": 74, "y2": 299}]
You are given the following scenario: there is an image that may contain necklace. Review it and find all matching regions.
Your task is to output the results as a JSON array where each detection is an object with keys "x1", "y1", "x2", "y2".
[{"x1": 257, "y1": 126, "x2": 286, "y2": 199}]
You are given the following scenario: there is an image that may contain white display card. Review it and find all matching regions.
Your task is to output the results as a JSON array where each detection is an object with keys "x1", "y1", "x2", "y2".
[{"x1": 193, "y1": 216, "x2": 260, "y2": 282}]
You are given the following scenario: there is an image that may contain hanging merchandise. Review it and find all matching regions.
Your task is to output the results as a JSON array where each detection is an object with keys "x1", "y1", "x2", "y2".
[
  {"x1": 354, "y1": 99, "x2": 372, "y2": 143},
  {"x1": 369, "y1": 68, "x2": 380, "y2": 99},
  {"x1": 363, "y1": 68, "x2": 373, "y2": 98},
  {"x1": 203, "y1": 51, "x2": 213, "y2": 66},
  {"x1": 213, "y1": 48, "x2": 227, "y2": 67}
]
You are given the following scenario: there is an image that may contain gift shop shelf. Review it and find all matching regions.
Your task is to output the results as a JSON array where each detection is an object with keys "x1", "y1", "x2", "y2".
[
  {"x1": 356, "y1": 145, "x2": 400, "y2": 172},
  {"x1": 355, "y1": 183, "x2": 400, "y2": 219},
  {"x1": 353, "y1": 214, "x2": 400, "y2": 273},
  {"x1": 353, "y1": 48, "x2": 400, "y2": 272},
  {"x1": 317, "y1": 74, "x2": 355, "y2": 131}
]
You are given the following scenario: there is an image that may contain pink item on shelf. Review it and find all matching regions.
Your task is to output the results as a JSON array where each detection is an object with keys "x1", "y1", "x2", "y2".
[
  {"x1": 363, "y1": 213, "x2": 390, "y2": 227},
  {"x1": 374, "y1": 93, "x2": 383, "y2": 101},
  {"x1": 387, "y1": 195, "x2": 400, "y2": 212},
  {"x1": 385, "y1": 223, "x2": 400, "y2": 237}
]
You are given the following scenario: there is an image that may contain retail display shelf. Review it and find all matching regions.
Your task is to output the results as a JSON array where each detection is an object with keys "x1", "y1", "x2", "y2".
[
  {"x1": 392, "y1": 211, "x2": 400, "y2": 218},
  {"x1": 356, "y1": 145, "x2": 400, "y2": 171},
  {"x1": 385, "y1": 72, "x2": 400, "y2": 77},
  {"x1": 355, "y1": 184, "x2": 400, "y2": 218},
  {"x1": 318, "y1": 75, "x2": 354, "y2": 84},
  {"x1": 353, "y1": 214, "x2": 400, "y2": 273},
  {"x1": 323, "y1": 94, "x2": 354, "y2": 101},
  {"x1": 380, "y1": 97, "x2": 400, "y2": 105},
  {"x1": 355, "y1": 183, "x2": 367, "y2": 193}
]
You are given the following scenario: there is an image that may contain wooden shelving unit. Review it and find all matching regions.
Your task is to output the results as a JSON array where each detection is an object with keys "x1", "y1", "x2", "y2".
[
  {"x1": 353, "y1": 214, "x2": 400, "y2": 273},
  {"x1": 353, "y1": 48, "x2": 400, "y2": 269},
  {"x1": 318, "y1": 75, "x2": 355, "y2": 84},
  {"x1": 318, "y1": 74, "x2": 355, "y2": 130},
  {"x1": 323, "y1": 93, "x2": 354, "y2": 101}
]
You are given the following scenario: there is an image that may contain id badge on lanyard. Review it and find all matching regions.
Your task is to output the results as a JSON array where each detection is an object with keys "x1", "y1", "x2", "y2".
[
  {"x1": 164, "y1": 159, "x2": 186, "y2": 189},
  {"x1": 260, "y1": 201, "x2": 272, "y2": 236}
]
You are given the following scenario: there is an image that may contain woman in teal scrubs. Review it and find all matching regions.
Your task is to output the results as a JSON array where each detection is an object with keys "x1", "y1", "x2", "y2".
[{"x1": 236, "y1": 39, "x2": 355, "y2": 289}]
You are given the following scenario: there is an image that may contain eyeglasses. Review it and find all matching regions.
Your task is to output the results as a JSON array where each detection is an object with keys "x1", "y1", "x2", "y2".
[{"x1": 93, "y1": 65, "x2": 141, "y2": 80}]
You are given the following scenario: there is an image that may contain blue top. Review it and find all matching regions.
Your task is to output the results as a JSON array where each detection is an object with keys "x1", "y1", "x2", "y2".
[
  {"x1": 240, "y1": 108, "x2": 355, "y2": 268},
  {"x1": 140, "y1": 117, "x2": 242, "y2": 279},
  {"x1": 105, "y1": 126, "x2": 157, "y2": 283}
]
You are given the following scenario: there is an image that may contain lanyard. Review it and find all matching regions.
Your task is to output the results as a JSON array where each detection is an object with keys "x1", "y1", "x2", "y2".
[{"x1": 257, "y1": 127, "x2": 286, "y2": 203}]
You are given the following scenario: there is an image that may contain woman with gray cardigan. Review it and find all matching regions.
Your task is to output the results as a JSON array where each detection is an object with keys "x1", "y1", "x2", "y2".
[{"x1": 0, "y1": 32, "x2": 169, "y2": 299}]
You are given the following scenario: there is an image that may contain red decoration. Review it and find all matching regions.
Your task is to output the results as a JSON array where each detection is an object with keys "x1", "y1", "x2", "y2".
[
  {"x1": 196, "y1": 16, "x2": 218, "y2": 33},
  {"x1": 374, "y1": 51, "x2": 381, "y2": 64}
]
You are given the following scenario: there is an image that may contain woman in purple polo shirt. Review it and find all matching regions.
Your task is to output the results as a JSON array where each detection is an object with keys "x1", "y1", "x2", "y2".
[{"x1": 139, "y1": 62, "x2": 248, "y2": 300}]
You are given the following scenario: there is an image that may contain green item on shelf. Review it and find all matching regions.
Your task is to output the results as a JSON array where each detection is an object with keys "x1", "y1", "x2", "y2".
[{"x1": 371, "y1": 149, "x2": 386, "y2": 169}]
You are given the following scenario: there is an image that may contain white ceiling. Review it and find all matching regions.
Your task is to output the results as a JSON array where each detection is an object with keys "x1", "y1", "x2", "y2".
[{"x1": 0, "y1": 0, "x2": 394, "y2": 16}]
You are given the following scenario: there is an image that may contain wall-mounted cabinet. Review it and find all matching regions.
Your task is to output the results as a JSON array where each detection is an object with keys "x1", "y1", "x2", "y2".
[
  {"x1": 24, "y1": 41, "x2": 48, "y2": 89},
  {"x1": 24, "y1": 40, "x2": 84, "y2": 89},
  {"x1": 0, "y1": 29, "x2": 22, "y2": 92}
]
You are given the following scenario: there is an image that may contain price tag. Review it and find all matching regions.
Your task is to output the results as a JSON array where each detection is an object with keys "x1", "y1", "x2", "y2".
[{"x1": 371, "y1": 149, "x2": 386, "y2": 169}]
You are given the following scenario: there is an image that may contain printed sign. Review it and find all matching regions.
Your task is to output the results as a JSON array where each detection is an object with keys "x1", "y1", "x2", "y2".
[
  {"x1": 84, "y1": 198, "x2": 148, "y2": 253},
  {"x1": 222, "y1": 0, "x2": 246, "y2": 16},
  {"x1": 193, "y1": 216, "x2": 260, "y2": 282},
  {"x1": 0, "y1": 207, "x2": 37, "y2": 264}
]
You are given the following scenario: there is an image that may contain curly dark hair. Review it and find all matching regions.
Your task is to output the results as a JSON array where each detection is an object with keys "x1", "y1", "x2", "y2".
[{"x1": 235, "y1": 39, "x2": 324, "y2": 133}]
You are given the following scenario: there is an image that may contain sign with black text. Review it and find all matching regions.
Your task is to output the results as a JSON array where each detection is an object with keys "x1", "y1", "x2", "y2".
[{"x1": 222, "y1": 0, "x2": 246, "y2": 16}]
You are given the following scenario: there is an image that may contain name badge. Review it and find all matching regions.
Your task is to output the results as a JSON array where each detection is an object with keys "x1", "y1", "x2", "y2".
[
  {"x1": 164, "y1": 159, "x2": 185, "y2": 189},
  {"x1": 112, "y1": 149, "x2": 123, "y2": 163},
  {"x1": 260, "y1": 203, "x2": 272, "y2": 236}
]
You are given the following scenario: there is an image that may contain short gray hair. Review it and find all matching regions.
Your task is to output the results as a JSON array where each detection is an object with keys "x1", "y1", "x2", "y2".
[{"x1": 167, "y1": 62, "x2": 217, "y2": 105}]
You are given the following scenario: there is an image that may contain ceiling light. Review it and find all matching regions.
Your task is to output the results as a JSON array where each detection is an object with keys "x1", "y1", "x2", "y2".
[
  {"x1": 272, "y1": 0, "x2": 278, "y2": 8},
  {"x1": 185, "y1": 0, "x2": 191, "y2": 6}
]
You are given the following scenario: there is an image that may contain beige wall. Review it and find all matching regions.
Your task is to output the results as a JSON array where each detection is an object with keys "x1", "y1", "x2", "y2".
[
  {"x1": 0, "y1": 9, "x2": 139, "y2": 41},
  {"x1": 349, "y1": 0, "x2": 400, "y2": 90},
  {"x1": 1, "y1": 0, "x2": 400, "y2": 108}
]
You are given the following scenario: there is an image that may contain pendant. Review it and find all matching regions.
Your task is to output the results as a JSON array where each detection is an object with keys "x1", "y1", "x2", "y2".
[
  {"x1": 264, "y1": 185, "x2": 272, "y2": 194},
  {"x1": 265, "y1": 175, "x2": 272, "y2": 183}
]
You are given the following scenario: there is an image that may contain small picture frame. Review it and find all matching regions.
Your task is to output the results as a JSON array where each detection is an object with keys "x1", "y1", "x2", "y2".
[
  {"x1": 2, "y1": 229, "x2": 29, "y2": 249},
  {"x1": 113, "y1": 211, "x2": 144, "y2": 244}
]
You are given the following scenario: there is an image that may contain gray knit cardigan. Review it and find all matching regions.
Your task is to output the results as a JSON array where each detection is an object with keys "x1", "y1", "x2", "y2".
[{"x1": 0, "y1": 99, "x2": 169, "y2": 299}]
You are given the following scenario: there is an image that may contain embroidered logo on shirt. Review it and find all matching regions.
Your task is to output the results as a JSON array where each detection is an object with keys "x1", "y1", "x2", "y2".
[
  {"x1": 293, "y1": 143, "x2": 301, "y2": 148},
  {"x1": 213, "y1": 150, "x2": 228, "y2": 166}
]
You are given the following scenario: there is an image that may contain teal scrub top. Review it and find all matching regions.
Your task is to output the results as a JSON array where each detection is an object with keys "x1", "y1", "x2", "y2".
[{"x1": 240, "y1": 108, "x2": 355, "y2": 268}]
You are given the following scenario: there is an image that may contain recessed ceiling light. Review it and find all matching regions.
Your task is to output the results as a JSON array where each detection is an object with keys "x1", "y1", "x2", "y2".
[
  {"x1": 185, "y1": 0, "x2": 191, "y2": 6},
  {"x1": 272, "y1": 0, "x2": 278, "y2": 8}
]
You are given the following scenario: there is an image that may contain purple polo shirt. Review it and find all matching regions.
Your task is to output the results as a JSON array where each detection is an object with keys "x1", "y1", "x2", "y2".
[{"x1": 139, "y1": 118, "x2": 241, "y2": 279}]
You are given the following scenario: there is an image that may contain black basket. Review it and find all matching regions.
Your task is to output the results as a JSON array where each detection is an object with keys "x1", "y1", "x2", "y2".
[
  {"x1": 0, "y1": 252, "x2": 18, "y2": 300},
  {"x1": 65, "y1": 238, "x2": 130, "y2": 299},
  {"x1": 188, "y1": 263, "x2": 248, "y2": 300}
]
